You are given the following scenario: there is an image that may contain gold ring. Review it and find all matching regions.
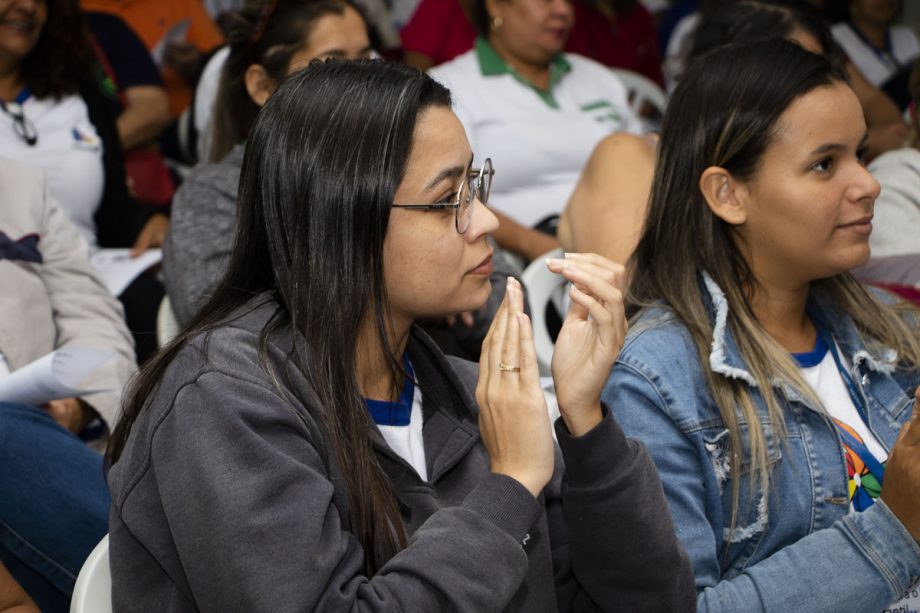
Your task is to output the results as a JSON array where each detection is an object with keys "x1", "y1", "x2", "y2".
[{"x1": 498, "y1": 362, "x2": 521, "y2": 373}]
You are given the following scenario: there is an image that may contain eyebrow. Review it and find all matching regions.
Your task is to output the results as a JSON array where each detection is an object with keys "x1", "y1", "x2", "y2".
[
  {"x1": 424, "y1": 153, "x2": 475, "y2": 191},
  {"x1": 322, "y1": 45, "x2": 374, "y2": 58},
  {"x1": 809, "y1": 133, "x2": 870, "y2": 156}
]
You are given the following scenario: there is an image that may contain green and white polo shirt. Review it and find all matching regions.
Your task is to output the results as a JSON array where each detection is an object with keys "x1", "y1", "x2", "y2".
[{"x1": 429, "y1": 38, "x2": 642, "y2": 228}]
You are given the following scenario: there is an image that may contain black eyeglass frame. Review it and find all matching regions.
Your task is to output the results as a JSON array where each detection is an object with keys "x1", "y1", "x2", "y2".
[
  {"x1": 392, "y1": 158, "x2": 494, "y2": 234},
  {"x1": 0, "y1": 101, "x2": 37, "y2": 147}
]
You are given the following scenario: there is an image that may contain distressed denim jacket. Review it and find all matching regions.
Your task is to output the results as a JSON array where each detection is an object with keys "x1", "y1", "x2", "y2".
[{"x1": 602, "y1": 274, "x2": 920, "y2": 613}]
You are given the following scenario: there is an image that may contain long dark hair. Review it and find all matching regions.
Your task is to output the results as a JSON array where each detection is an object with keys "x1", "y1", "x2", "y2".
[
  {"x1": 631, "y1": 37, "x2": 920, "y2": 539},
  {"x1": 109, "y1": 59, "x2": 452, "y2": 574},
  {"x1": 688, "y1": 0, "x2": 841, "y2": 70},
  {"x1": 21, "y1": 0, "x2": 96, "y2": 99},
  {"x1": 208, "y1": 0, "x2": 369, "y2": 162}
]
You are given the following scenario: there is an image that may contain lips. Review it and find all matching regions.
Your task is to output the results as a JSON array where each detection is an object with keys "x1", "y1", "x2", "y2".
[
  {"x1": 469, "y1": 253, "x2": 494, "y2": 275},
  {"x1": 1, "y1": 19, "x2": 37, "y2": 33},
  {"x1": 839, "y1": 215, "x2": 873, "y2": 236}
]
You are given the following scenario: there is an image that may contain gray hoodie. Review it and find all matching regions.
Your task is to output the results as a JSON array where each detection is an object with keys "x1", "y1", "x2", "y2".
[{"x1": 107, "y1": 298, "x2": 694, "y2": 611}]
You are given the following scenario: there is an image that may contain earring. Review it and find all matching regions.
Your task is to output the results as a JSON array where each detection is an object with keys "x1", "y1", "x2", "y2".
[{"x1": 490, "y1": 16, "x2": 503, "y2": 31}]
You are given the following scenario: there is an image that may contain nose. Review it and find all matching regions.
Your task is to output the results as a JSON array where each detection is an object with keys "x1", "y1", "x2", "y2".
[
  {"x1": 551, "y1": 0, "x2": 573, "y2": 20},
  {"x1": 465, "y1": 197, "x2": 499, "y2": 241},
  {"x1": 850, "y1": 161, "x2": 880, "y2": 205},
  {"x1": 14, "y1": 0, "x2": 38, "y2": 12}
]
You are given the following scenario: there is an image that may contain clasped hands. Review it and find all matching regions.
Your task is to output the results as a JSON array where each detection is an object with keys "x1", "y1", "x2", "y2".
[{"x1": 475, "y1": 253, "x2": 627, "y2": 497}]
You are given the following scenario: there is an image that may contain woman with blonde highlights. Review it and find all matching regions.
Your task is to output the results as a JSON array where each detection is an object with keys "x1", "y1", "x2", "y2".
[{"x1": 604, "y1": 38, "x2": 920, "y2": 612}]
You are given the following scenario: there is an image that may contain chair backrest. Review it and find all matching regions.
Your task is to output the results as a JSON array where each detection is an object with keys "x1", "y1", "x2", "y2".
[
  {"x1": 157, "y1": 296, "x2": 180, "y2": 348},
  {"x1": 611, "y1": 68, "x2": 668, "y2": 118},
  {"x1": 521, "y1": 248, "x2": 566, "y2": 376},
  {"x1": 70, "y1": 535, "x2": 111, "y2": 613}
]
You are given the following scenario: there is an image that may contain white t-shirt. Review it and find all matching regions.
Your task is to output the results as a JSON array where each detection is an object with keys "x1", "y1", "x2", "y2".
[
  {"x1": 429, "y1": 40, "x2": 642, "y2": 228},
  {"x1": 194, "y1": 45, "x2": 230, "y2": 163},
  {"x1": 797, "y1": 344, "x2": 888, "y2": 464},
  {"x1": 375, "y1": 384, "x2": 427, "y2": 481},
  {"x1": 797, "y1": 339, "x2": 920, "y2": 611},
  {"x1": 832, "y1": 22, "x2": 920, "y2": 88},
  {"x1": 0, "y1": 92, "x2": 104, "y2": 245}
]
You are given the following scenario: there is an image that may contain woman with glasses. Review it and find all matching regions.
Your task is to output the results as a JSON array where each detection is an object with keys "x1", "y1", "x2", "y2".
[{"x1": 105, "y1": 59, "x2": 694, "y2": 611}]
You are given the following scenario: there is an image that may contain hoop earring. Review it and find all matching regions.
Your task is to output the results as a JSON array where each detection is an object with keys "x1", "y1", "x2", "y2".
[{"x1": 490, "y1": 16, "x2": 503, "y2": 31}]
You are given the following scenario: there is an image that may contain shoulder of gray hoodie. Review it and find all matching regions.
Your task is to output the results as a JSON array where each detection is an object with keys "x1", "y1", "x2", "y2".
[
  {"x1": 107, "y1": 298, "x2": 694, "y2": 612},
  {"x1": 162, "y1": 145, "x2": 245, "y2": 326}
]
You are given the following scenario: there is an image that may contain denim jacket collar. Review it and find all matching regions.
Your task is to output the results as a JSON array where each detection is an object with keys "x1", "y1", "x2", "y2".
[{"x1": 701, "y1": 272, "x2": 900, "y2": 397}]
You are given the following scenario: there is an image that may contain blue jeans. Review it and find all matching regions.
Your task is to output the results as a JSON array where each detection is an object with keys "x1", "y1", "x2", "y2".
[{"x1": 0, "y1": 402, "x2": 110, "y2": 612}]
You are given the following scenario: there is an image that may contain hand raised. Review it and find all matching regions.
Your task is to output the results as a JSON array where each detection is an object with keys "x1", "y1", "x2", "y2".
[
  {"x1": 881, "y1": 388, "x2": 920, "y2": 544},
  {"x1": 130, "y1": 213, "x2": 169, "y2": 257},
  {"x1": 546, "y1": 253, "x2": 627, "y2": 436},
  {"x1": 476, "y1": 278, "x2": 555, "y2": 497}
]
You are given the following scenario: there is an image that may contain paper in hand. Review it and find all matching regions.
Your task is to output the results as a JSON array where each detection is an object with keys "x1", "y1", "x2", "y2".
[{"x1": 90, "y1": 248, "x2": 162, "y2": 297}]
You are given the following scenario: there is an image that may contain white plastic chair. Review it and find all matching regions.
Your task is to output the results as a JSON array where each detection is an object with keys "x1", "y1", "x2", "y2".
[
  {"x1": 156, "y1": 296, "x2": 180, "y2": 348},
  {"x1": 70, "y1": 535, "x2": 111, "y2": 613},
  {"x1": 521, "y1": 248, "x2": 567, "y2": 376},
  {"x1": 611, "y1": 68, "x2": 668, "y2": 118}
]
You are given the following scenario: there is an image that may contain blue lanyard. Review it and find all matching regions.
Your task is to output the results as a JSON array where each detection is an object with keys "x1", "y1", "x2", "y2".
[
  {"x1": 819, "y1": 330, "x2": 886, "y2": 484},
  {"x1": 364, "y1": 355, "x2": 415, "y2": 427},
  {"x1": 848, "y1": 21, "x2": 902, "y2": 70}
]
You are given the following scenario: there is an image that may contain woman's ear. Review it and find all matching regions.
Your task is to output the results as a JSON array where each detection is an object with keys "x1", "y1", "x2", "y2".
[
  {"x1": 485, "y1": 0, "x2": 504, "y2": 23},
  {"x1": 699, "y1": 166, "x2": 748, "y2": 226},
  {"x1": 244, "y1": 64, "x2": 275, "y2": 107}
]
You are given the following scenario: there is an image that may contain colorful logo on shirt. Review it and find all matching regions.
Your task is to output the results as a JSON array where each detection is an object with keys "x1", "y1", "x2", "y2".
[
  {"x1": 836, "y1": 418, "x2": 884, "y2": 511},
  {"x1": 71, "y1": 126, "x2": 101, "y2": 151}
]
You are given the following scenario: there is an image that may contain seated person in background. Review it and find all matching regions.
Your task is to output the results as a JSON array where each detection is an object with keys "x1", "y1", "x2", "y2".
[
  {"x1": 86, "y1": 10, "x2": 175, "y2": 207},
  {"x1": 0, "y1": 0, "x2": 168, "y2": 362},
  {"x1": 80, "y1": 0, "x2": 224, "y2": 124},
  {"x1": 831, "y1": 0, "x2": 919, "y2": 112},
  {"x1": 107, "y1": 58, "x2": 694, "y2": 611},
  {"x1": 164, "y1": 0, "x2": 374, "y2": 325},
  {"x1": 559, "y1": 0, "x2": 902, "y2": 266},
  {"x1": 667, "y1": 1, "x2": 909, "y2": 158},
  {"x1": 711, "y1": 0, "x2": 909, "y2": 160},
  {"x1": 0, "y1": 160, "x2": 135, "y2": 612},
  {"x1": 855, "y1": 58, "x2": 920, "y2": 288},
  {"x1": 428, "y1": 0, "x2": 643, "y2": 262},
  {"x1": 604, "y1": 38, "x2": 920, "y2": 612},
  {"x1": 403, "y1": 0, "x2": 661, "y2": 85}
]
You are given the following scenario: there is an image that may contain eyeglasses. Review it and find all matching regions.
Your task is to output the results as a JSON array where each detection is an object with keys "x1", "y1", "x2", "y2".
[
  {"x1": 0, "y1": 101, "x2": 37, "y2": 146},
  {"x1": 392, "y1": 158, "x2": 493, "y2": 234}
]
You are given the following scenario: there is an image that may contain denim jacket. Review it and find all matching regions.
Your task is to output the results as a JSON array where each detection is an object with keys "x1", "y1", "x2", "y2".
[{"x1": 602, "y1": 274, "x2": 920, "y2": 612}]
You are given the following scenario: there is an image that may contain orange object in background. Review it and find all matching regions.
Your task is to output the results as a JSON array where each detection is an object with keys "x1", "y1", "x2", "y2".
[{"x1": 81, "y1": 0, "x2": 224, "y2": 119}]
